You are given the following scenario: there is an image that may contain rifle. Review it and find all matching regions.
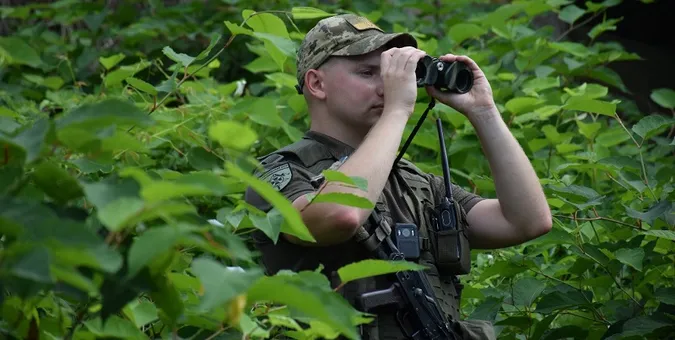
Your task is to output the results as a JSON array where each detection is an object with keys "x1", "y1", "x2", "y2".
[
  {"x1": 355, "y1": 234, "x2": 460, "y2": 339},
  {"x1": 355, "y1": 97, "x2": 469, "y2": 339}
]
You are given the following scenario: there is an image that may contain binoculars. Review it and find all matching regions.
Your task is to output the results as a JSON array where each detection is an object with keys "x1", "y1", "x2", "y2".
[{"x1": 416, "y1": 55, "x2": 473, "y2": 94}]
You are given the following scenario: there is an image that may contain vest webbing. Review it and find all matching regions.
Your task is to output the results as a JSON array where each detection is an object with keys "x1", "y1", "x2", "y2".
[{"x1": 262, "y1": 136, "x2": 464, "y2": 338}]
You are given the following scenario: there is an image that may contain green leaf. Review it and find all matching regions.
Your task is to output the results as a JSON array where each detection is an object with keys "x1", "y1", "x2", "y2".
[
  {"x1": 564, "y1": 97, "x2": 616, "y2": 116},
  {"x1": 588, "y1": 18, "x2": 621, "y2": 39},
  {"x1": 576, "y1": 120, "x2": 602, "y2": 140},
  {"x1": 505, "y1": 97, "x2": 545, "y2": 115},
  {"x1": 549, "y1": 41, "x2": 590, "y2": 58},
  {"x1": 141, "y1": 181, "x2": 213, "y2": 202},
  {"x1": 224, "y1": 20, "x2": 253, "y2": 35},
  {"x1": 243, "y1": 11, "x2": 289, "y2": 38},
  {"x1": 209, "y1": 120, "x2": 258, "y2": 150},
  {"x1": 642, "y1": 230, "x2": 675, "y2": 242},
  {"x1": 127, "y1": 299, "x2": 158, "y2": 328},
  {"x1": 618, "y1": 316, "x2": 672, "y2": 337},
  {"x1": 150, "y1": 275, "x2": 184, "y2": 326},
  {"x1": 448, "y1": 23, "x2": 487, "y2": 44},
  {"x1": 226, "y1": 163, "x2": 315, "y2": 243},
  {"x1": 162, "y1": 46, "x2": 195, "y2": 67},
  {"x1": 596, "y1": 127, "x2": 631, "y2": 147},
  {"x1": 83, "y1": 315, "x2": 146, "y2": 339},
  {"x1": 625, "y1": 200, "x2": 670, "y2": 226},
  {"x1": 521, "y1": 76, "x2": 560, "y2": 94},
  {"x1": 99, "y1": 53, "x2": 125, "y2": 70},
  {"x1": 97, "y1": 197, "x2": 145, "y2": 232},
  {"x1": 52, "y1": 243, "x2": 122, "y2": 274},
  {"x1": 650, "y1": 88, "x2": 675, "y2": 109},
  {"x1": 12, "y1": 118, "x2": 51, "y2": 164},
  {"x1": 291, "y1": 7, "x2": 333, "y2": 19},
  {"x1": 512, "y1": 277, "x2": 546, "y2": 307},
  {"x1": 51, "y1": 265, "x2": 97, "y2": 294},
  {"x1": 248, "y1": 208, "x2": 283, "y2": 243},
  {"x1": 194, "y1": 32, "x2": 222, "y2": 62},
  {"x1": 615, "y1": 248, "x2": 644, "y2": 271},
  {"x1": 12, "y1": 247, "x2": 53, "y2": 283},
  {"x1": 0, "y1": 36, "x2": 43, "y2": 67},
  {"x1": 631, "y1": 114, "x2": 673, "y2": 140},
  {"x1": 337, "y1": 259, "x2": 426, "y2": 284},
  {"x1": 559, "y1": 4, "x2": 585, "y2": 24},
  {"x1": 56, "y1": 98, "x2": 154, "y2": 131},
  {"x1": 309, "y1": 192, "x2": 374, "y2": 209},
  {"x1": 190, "y1": 257, "x2": 263, "y2": 312},
  {"x1": 655, "y1": 287, "x2": 675, "y2": 306},
  {"x1": 254, "y1": 32, "x2": 297, "y2": 57},
  {"x1": 535, "y1": 289, "x2": 593, "y2": 313},
  {"x1": 125, "y1": 77, "x2": 157, "y2": 95},
  {"x1": 247, "y1": 271, "x2": 364, "y2": 340},
  {"x1": 32, "y1": 161, "x2": 85, "y2": 204},
  {"x1": 81, "y1": 176, "x2": 140, "y2": 210},
  {"x1": 323, "y1": 170, "x2": 368, "y2": 191},
  {"x1": 127, "y1": 224, "x2": 195, "y2": 279}
]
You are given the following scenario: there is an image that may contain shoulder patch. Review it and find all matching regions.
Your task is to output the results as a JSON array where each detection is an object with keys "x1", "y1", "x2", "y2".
[{"x1": 261, "y1": 163, "x2": 293, "y2": 191}]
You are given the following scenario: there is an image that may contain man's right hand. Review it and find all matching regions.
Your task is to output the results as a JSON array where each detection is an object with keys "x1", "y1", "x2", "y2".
[{"x1": 380, "y1": 46, "x2": 427, "y2": 117}]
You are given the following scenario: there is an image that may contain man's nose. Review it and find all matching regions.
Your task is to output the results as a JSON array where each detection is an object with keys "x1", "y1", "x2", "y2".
[{"x1": 375, "y1": 78, "x2": 384, "y2": 97}]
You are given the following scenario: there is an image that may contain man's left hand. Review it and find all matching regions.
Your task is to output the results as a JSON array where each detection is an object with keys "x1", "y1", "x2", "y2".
[{"x1": 425, "y1": 54, "x2": 497, "y2": 120}]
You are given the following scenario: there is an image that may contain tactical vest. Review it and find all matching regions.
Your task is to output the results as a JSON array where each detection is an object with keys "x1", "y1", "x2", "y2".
[{"x1": 258, "y1": 137, "x2": 476, "y2": 339}]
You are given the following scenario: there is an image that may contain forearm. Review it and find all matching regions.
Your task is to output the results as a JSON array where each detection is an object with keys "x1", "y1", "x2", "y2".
[
  {"x1": 469, "y1": 107, "x2": 551, "y2": 230},
  {"x1": 290, "y1": 111, "x2": 408, "y2": 245}
]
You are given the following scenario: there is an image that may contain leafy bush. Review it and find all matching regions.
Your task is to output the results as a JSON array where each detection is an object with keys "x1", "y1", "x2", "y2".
[{"x1": 1, "y1": 0, "x2": 673, "y2": 339}]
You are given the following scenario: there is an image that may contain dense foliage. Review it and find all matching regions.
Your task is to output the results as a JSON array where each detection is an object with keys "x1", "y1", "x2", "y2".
[{"x1": 1, "y1": 0, "x2": 673, "y2": 339}]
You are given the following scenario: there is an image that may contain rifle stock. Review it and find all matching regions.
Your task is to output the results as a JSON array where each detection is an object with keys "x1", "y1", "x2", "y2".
[{"x1": 356, "y1": 238, "x2": 459, "y2": 339}]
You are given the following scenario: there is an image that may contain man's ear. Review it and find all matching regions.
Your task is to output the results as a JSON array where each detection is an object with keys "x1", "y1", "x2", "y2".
[{"x1": 305, "y1": 69, "x2": 326, "y2": 100}]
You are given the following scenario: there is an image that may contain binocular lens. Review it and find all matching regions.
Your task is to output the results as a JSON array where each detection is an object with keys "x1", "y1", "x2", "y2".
[
  {"x1": 415, "y1": 56, "x2": 473, "y2": 94},
  {"x1": 454, "y1": 68, "x2": 472, "y2": 94}
]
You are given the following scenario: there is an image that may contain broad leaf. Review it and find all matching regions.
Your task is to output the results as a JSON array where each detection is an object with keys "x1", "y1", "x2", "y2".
[
  {"x1": 448, "y1": 23, "x2": 487, "y2": 44},
  {"x1": 56, "y1": 98, "x2": 154, "y2": 131},
  {"x1": 226, "y1": 163, "x2": 315, "y2": 243},
  {"x1": 162, "y1": 46, "x2": 195, "y2": 67},
  {"x1": 535, "y1": 289, "x2": 594, "y2": 313},
  {"x1": 309, "y1": 192, "x2": 375, "y2": 209},
  {"x1": 292, "y1": 7, "x2": 333, "y2": 19},
  {"x1": 559, "y1": 4, "x2": 585, "y2": 24},
  {"x1": 125, "y1": 77, "x2": 157, "y2": 95},
  {"x1": 323, "y1": 170, "x2": 368, "y2": 191},
  {"x1": 631, "y1": 114, "x2": 673, "y2": 140},
  {"x1": 209, "y1": 120, "x2": 258, "y2": 150},
  {"x1": 247, "y1": 271, "x2": 364, "y2": 340},
  {"x1": 337, "y1": 259, "x2": 426, "y2": 284},
  {"x1": 11, "y1": 247, "x2": 53, "y2": 283},
  {"x1": 512, "y1": 277, "x2": 546, "y2": 307},
  {"x1": 564, "y1": 97, "x2": 616, "y2": 116},
  {"x1": 615, "y1": 248, "x2": 644, "y2": 271},
  {"x1": 650, "y1": 88, "x2": 675, "y2": 109},
  {"x1": 190, "y1": 257, "x2": 263, "y2": 312}
]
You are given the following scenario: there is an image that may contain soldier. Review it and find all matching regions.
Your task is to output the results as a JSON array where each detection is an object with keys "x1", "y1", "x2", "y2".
[{"x1": 244, "y1": 13, "x2": 552, "y2": 339}]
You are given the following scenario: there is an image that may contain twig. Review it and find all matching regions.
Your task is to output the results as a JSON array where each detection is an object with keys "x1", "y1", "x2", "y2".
[
  {"x1": 555, "y1": 9, "x2": 606, "y2": 42},
  {"x1": 553, "y1": 214, "x2": 641, "y2": 230}
]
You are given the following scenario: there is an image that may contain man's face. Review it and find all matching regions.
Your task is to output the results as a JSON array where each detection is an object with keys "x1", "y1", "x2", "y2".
[{"x1": 318, "y1": 48, "x2": 386, "y2": 131}]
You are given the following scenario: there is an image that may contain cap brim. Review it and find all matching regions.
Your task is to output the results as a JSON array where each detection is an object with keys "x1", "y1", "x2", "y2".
[{"x1": 332, "y1": 32, "x2": 418, "y2": 57}]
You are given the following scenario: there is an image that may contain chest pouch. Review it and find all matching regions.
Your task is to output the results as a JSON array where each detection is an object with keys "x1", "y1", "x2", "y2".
[
  {"x1": 394, "y1": 100, "x2": 473, "y2": 275},
  {"x1": 429, "y1": 197, "x2": 471, "y2": 275}
]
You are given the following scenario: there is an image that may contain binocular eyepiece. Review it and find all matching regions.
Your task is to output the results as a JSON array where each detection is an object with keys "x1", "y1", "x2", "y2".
[{"x1": 416, "y1": 56, "x2": 473, "y2": 94}]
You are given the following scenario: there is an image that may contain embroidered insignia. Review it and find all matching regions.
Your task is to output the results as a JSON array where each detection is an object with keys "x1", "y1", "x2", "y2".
[
  {"x1": 261, "y1": 163, "x2": 293, "y2": 191},
  {"x1": 346, "y1": 16, "x2": 383, "y2": 32}
]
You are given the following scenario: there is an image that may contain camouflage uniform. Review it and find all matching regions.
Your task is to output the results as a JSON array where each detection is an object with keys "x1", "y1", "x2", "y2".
[{"x1": 245, "y1": 13, "x2": 496, "y2": 340}]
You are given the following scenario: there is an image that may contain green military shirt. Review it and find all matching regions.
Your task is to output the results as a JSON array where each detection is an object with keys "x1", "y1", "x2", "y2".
[
  {"x1": 244, "y1": 130, "x2": 484, "y2": 274},
  {"x1": 244, "y1": 130, "x2": 490, "y2": 339}
]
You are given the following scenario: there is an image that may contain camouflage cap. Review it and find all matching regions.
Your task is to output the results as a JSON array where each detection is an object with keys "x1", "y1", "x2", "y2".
[{"x1": 295, "y1": 13, "x2": 417, "y2": 94}]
